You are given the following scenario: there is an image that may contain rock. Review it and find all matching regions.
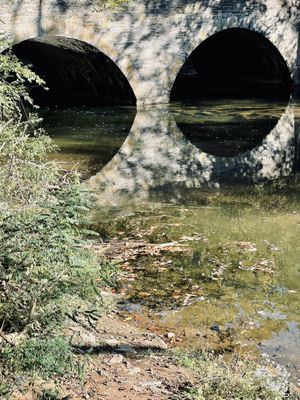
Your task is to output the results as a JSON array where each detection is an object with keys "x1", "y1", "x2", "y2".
[
  {"x1": 166, "y1": 332, "x2": 175, "y2": 339},
  {"x1": 108, "y1": 354, "x2": 124, "y2": 365},
  {"x1": 128, "y1": 367, "x2": 141, "y2": 375},
  {"x1": 135, "y1": 336, "x2": 168, "y2": 350},
  {"x1": 141, "y1": 381, "x2": 163, "y2": 388},
  {"x1": 183, "y1": 327, "x2": 199, "y2": 338},
  {"x1": 68, "y1": 327, "x2": 98, "y2": 347},
  {"x1": 98, "y1": 290, "x2": 116, "y2": 310},
  {"x1": 105, "y1": 338, "x2": 120, "y2": 347}
]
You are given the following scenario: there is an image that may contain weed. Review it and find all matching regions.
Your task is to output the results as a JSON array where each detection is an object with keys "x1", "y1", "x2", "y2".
[
  {"x1": 1, "y1": 337, "x2": 79, "y2": 378},
  {"x1": 172, "y1": 349, "x2": 300, "y2": 400}
]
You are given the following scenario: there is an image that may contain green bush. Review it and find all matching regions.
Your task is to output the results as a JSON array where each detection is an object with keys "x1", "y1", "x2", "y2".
[
  {"x1": 0, "y1": 114, "x2": 58, "y2": 205},
  {"x1": 0, "y1": 184, "x2": 105, "y2": 334},
  {"x1": 0, "y1": 31, "x2": 116, "y2": 333},
  {"x1": 0, "y1": 40, "x2": 45, "y2": 120},
  {"x1": 0, "y1": 35, "x2": 115, "y2": 391}
]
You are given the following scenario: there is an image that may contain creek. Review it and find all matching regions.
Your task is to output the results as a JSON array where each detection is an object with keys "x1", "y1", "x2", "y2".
[{"x1": 41, "y1": 99, "x2": 300, "y2": 377}]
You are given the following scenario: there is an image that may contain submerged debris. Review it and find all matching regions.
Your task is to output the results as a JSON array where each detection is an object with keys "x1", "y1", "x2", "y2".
[
  {"x1": 103, "y1": 234, "x2": 206, "y2": 264},
  {"x1": 232, "y1": 241, "x2": 257, "y2": 252},
  {"x1": 238, "y1": 259, "x2": 275, "y2": 274}
]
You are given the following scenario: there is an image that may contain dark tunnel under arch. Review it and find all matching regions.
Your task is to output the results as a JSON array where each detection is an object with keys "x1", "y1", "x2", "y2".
[
  {"x1": 170, "y1": 28, "x2": 292, "y2": 102},
  {"x1": 10, "y1": 35, "x2": 137, "y2": 107}
]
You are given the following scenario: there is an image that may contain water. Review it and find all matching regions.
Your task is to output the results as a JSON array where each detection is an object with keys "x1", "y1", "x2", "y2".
[
  {"x1": 172, "y1": 100, "x2": 288, "y2": 156},
  {"x1": 41, "y1": 99, "x2": 300, "y2": 378},
  {"x1": 41, "y1": 106, "x2": 136, "y2": 178}
]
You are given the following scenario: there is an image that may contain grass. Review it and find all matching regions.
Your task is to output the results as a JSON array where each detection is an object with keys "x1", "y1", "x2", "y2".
[
  {"x1": 0, "y1": 336, "x2": 84, "y2": 399},
  {"x1": 172, "y1": 349, "x2": 300, "y2": 400},
  {"x1": 1, "y1": 337, "x2": 80, "y2": 379}
]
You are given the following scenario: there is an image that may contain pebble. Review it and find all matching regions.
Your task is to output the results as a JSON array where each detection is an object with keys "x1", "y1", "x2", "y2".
[
  {"x1": 128, "y1": 367, "x2": 141, "y2": 375},
  {"x1": 108, "y1": 354, "x2": 124, "y2": 365},
  {"x1": 166, "y1": 332, "x2": 175, "y2": 339}
]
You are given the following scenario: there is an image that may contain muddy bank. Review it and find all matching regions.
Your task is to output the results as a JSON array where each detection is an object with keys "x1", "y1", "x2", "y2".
[{"x1": 11, "y1": 312, "x2": 198, "y2": 400}]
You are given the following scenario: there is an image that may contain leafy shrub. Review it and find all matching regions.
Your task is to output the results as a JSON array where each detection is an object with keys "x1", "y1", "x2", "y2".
[
  {"x1": 0, "y1": 115, "x2": 58, "y2": 205},
  {"x1": 0, "y1": 184, "x2": 105, "y2": 334},
  {"x1": 0, "y1": 34, "x2": 114, "y2": 388},
  {"x1": 0, "y1": 40, "x2": 45, "y2": 120}
]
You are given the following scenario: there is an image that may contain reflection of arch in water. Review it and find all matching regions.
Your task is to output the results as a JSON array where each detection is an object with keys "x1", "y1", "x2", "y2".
[
  {"x1": 87, "y1": 104, "x2": 295, "y2": 205},
  {"x1": 215, "y1": 103, "x2": 295, "y2": 182},
  {"x1": 172, "y1": 100, "x2": 289, "y2": 157},
  {"x1": 171, "y1": 28, "x2": 292, "y2": 102},
  {"x1": 42, "y1": 106, "x2": 136, "y2": 179},
  {"x1": 10, "y1": 35, "x2": 137, "y2": 107}
]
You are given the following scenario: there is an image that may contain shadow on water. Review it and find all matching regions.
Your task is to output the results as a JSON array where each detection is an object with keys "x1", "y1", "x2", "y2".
[{"x1": 41, "y1": 106, "x2": 136, "y2": 179}]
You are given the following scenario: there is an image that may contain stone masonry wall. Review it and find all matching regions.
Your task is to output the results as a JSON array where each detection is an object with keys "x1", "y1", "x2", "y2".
[{"x1": 0, "y1": 0, "x2": 299, "y2": 106}]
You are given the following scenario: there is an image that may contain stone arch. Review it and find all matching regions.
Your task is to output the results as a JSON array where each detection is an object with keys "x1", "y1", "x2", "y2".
[
  {"x1": 9, "y1": 34, "x2": 136, "y2": 107},
  {"x1": 170, "y1": 27, "x2": 292, "y2": 102},
  {"x1": 2, "y1": 0, "x2": 299, "y2": 106}
]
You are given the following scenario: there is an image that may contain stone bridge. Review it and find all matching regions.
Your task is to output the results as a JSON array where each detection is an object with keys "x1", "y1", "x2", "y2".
[
  {"x1": 1, "y1": 0, "x2": 300, "y2": 198},
  {"x1": 1, "y1": 0, "x2": 300, "y2": 106}
]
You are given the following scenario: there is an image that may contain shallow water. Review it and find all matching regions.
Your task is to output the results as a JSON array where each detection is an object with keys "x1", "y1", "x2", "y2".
[
  {"x1": 171, "y1": 99, "x2": 288, "y2": 157},
  {"x1": 94, "y1": 196, "x2": 300, "y2": 373},
  {"x1": 42, "y1": 99, "x2": 300, "y2": 377},
  {"x1": 41, "y1": 106, "x2": 136, "y2": 178}
]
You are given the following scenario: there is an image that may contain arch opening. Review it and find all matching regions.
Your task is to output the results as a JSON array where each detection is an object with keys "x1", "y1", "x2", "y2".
[
  {"x1": 171, "y1": 28, "x2": 292, "y2": 102},
  {"x1": 10, "y1": 36, "x2": 136, "y2": 107}
]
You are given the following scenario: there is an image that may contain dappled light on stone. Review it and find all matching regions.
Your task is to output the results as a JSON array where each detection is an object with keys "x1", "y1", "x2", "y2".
[{"x1": 1, "y1": 0, "x2": 299, "y2": 106}]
